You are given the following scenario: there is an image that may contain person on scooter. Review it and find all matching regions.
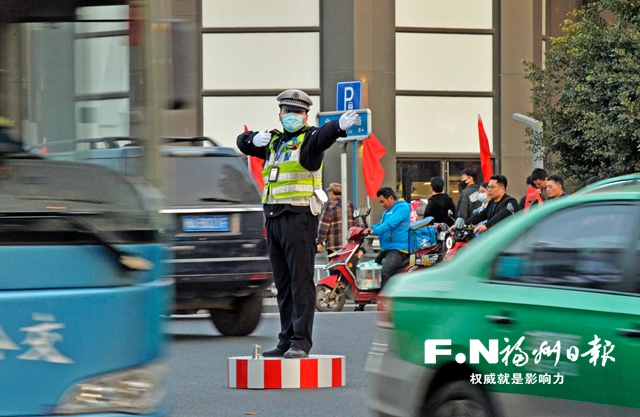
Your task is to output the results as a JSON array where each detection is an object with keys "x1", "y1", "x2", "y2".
[
  {"x1": 364, "y1": 187, "x2": 411, "y2": 290},
  {"x1": 424, "y1": 176, "x2": 456, "y2": 226},
  {"x1": 456, "y1": 168, "x2": 481, "y2": 222},
  {"x1": 467, "y1": 174, "x2": 519, "y2": 234},
  {"x1": 473, "y1": 182, "x2": 490, "y2": 214}
]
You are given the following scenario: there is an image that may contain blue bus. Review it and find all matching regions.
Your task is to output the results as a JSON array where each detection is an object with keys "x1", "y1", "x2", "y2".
[{"x1": 0, "y1": 2, "x2": 174, "y2": 416}]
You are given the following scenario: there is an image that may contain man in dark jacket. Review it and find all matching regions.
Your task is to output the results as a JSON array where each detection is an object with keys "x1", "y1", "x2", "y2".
[
  {"x1": 456, "y1": 168, "x2": 481, "y2": 222},
  {"x1": 424, "y1": 176, "x2": 456, "y2": 226},
  {"x1": 467, "y1": 174, "x2": 519, "y2": 234}
]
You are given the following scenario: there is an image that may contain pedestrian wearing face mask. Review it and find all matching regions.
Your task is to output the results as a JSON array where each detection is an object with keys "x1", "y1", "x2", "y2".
[
  {"x1": 473, "y1": 182, "x2": 490, "y2": 214},
  {"x1": 237, "y1": 89, "x2": 357, "y2": 359},
  {"x1": 456, "y1": 168, "x2": 481, "y2": 222}
]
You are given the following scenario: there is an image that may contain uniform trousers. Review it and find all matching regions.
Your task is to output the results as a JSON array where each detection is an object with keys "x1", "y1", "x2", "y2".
[{"x1": 266, "y1": 210, "x2": 318, "y2": 353}]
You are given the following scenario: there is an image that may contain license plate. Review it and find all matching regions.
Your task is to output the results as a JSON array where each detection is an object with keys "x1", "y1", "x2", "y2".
[{"x1": 182, "y1": 215, "x2": 230, "y2": 232}]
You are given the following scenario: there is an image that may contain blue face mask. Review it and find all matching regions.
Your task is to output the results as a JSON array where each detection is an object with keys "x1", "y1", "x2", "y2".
[
  {"x1": 478, "y1": 193, "x2": 488, "y2": 203},
  {"x1": 282, "y1": 113, "x2": 305, "y2": 132}
]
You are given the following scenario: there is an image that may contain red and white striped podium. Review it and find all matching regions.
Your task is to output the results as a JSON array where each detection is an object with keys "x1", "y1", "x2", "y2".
[{"x1": 228, "y1": 355, "x2": 346, "y2": 389}]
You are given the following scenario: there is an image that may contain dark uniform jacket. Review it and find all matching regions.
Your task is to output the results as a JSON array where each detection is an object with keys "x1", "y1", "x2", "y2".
[
  {"x1": 467, "y1": 194, "x2": 519, "y2": 229},
  {"x1": 237, "y1": 121, "x2": 346, "y2": 218}
]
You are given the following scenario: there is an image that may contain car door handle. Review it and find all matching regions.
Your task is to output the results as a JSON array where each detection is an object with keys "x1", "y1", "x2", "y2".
[
  {"x1": 486, "y1": 315, "x2": 516, "y2": 325},
  {"x1": 617, "y1": 328, "x2": 640, "y2": 338}
]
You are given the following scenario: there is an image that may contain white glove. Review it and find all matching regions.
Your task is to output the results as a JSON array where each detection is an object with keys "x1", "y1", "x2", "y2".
[
  {"x1": 339, "y1": 110, "x2": 358, "y2": 131},
  {"x1": 252, "y1": 130, "x2": 271, "y2": 147}
]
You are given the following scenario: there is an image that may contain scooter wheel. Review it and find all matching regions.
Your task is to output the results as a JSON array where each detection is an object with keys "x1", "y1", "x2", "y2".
[{"x1": 315, "y1": 284, "x2": 346, "y2": 312}]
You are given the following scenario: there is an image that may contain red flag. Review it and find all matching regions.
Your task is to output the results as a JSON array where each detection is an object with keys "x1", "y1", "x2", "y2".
[
  {"x1": 477, "y1": 115, "x2": 493, "y2": 181},
  {"x1": 362, "y1": 133, "x2": 386, "y2": 198},
  {"x1": 245, "y1": 125, "x2": 264, "y2": 189}
]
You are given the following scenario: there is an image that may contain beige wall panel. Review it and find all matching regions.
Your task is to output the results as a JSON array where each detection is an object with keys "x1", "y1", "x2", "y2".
[
  {"x1": 501, "y1": 0, "x2": 534, "y2": 74},
  {"x1": 202, "y1": 0, "x2": 319, "y2": 28},
  {"x1": 202, "y1": 33, "x2": 319, "y2": 90},
  {"x1": 396, "y1": 0, "x2": 492, "y2": 29},
  {"x1": 396, "y1": 33, "x2": 492, "y2": 91},
  {"x1": 203, "y1": 96, "x2": 320, "y2": 149},
  {"x1": 500, "y1": 73, "x2": 534, "y2": 198},
  {"x1": 396, "y1": 96, "x2": 493, "y2": 154}
]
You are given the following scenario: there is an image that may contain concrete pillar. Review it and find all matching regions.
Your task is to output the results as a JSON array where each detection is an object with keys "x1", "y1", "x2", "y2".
[{"x1": 321, "y1": 0, "x2": 395, "y2": 214}]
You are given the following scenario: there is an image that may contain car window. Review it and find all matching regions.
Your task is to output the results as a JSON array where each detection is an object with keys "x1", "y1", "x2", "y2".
[
  {"x1": 164, "y1": 155, "x2": 261, "y2": 206},
  {"x1": 491, "y1": 203, "x2": 639, "y2": 294}
]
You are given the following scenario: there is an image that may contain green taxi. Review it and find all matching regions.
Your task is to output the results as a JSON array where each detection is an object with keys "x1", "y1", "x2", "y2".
[{"x1": 367, "y1": 187, "x2": 640, "y2": 417}]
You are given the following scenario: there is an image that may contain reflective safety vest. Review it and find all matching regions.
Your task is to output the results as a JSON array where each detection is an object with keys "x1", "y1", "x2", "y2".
[{"x1": 261, "y1": 130, "x2": 322, "y2": 205}]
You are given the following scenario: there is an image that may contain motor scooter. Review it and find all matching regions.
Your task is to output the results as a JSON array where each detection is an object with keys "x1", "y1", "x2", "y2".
[
  {"x1": 442, "y1": 215, "x2": 475, "y2": 261},
  {"x1": 442, "y1": 203, "x2": 516, "y2": 262},
  {"x1": 315, "y1": 209, "x2": 445, "y2": 312},
  {"x1": 401, "y1": 217, "x2": 449, "y2": 272}
]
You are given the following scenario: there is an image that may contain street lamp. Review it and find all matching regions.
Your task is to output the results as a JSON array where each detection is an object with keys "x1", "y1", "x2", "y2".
[{"x1": 512, "y1": 113, "x2": 544, "y2": 170}]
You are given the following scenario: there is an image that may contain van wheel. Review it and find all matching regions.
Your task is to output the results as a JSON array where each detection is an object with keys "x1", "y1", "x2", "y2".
[
  {"x1": 209, "y1": 294, "x2": 262, "y2": 336},
  {"x1": 423, "y1": 380, "x2": 493, "y2": 417},
  {"x1": 316, "y1": 284, "x2": 346, "y2": 312}
]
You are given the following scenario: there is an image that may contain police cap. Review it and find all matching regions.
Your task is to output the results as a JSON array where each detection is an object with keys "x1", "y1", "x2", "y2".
[{"x1": 277, "y1": 89, "x2": 312, "y2": 112}]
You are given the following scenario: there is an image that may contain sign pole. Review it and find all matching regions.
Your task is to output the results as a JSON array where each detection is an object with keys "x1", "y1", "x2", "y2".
[
  {"x1": 352, "y1": 141, "x2": 358, "y2": 207},
  {"x1": 341, "y1": 142, "x2": 349, "y2": 245}
]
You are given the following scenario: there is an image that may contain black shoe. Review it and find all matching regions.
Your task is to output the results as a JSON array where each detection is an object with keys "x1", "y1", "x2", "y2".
[
  {"x1": 262, "y1": 347, "x2": 287, "y2": 357},
  {"x1": 283, "y1": 347, "x2": 309, "y2": 359},
  {"x1": 354, "y1": 304, "x2": 365, "y2": 312}
]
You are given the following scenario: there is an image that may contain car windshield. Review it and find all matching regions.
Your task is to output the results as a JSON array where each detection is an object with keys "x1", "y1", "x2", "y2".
[{"x1": 164, "y1": 155, "x2": 261, "y2": 206}]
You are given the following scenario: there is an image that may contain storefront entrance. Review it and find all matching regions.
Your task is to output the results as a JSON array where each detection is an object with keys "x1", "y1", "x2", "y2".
[{"x1": 396, "y1": 159, "x2": 491, "y2": 205}]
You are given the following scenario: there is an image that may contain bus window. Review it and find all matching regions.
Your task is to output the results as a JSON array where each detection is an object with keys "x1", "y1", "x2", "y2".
[{"x1": 0, "y1": 2, "x2": 173, "y2": 416}]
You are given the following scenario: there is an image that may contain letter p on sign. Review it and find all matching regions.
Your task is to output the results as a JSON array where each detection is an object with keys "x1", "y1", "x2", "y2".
[{"x1": 336, "y1": 81, "x2": 362, "y2": 111}]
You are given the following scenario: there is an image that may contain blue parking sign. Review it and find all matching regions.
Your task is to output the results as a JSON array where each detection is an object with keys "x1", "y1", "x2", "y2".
[
  {"x1": 336, "y1": 81, "x2": 362, "y2": 111},
  {"x1": 317, "y1": 109, "x2": 371, "y2": 141}
]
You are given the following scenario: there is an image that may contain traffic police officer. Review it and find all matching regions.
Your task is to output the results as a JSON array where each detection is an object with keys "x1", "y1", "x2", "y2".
[{"x1": 237, "y1": 89, "x2": 357, "y2": 358}]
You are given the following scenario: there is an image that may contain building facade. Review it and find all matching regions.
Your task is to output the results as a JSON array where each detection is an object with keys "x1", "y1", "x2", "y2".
[
  {"x1": 0, "y1": 0, "x2": 587, "y2": 209},
  {"x1": 169, "y1": 0, "x2": 586, "y2": 208}
]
